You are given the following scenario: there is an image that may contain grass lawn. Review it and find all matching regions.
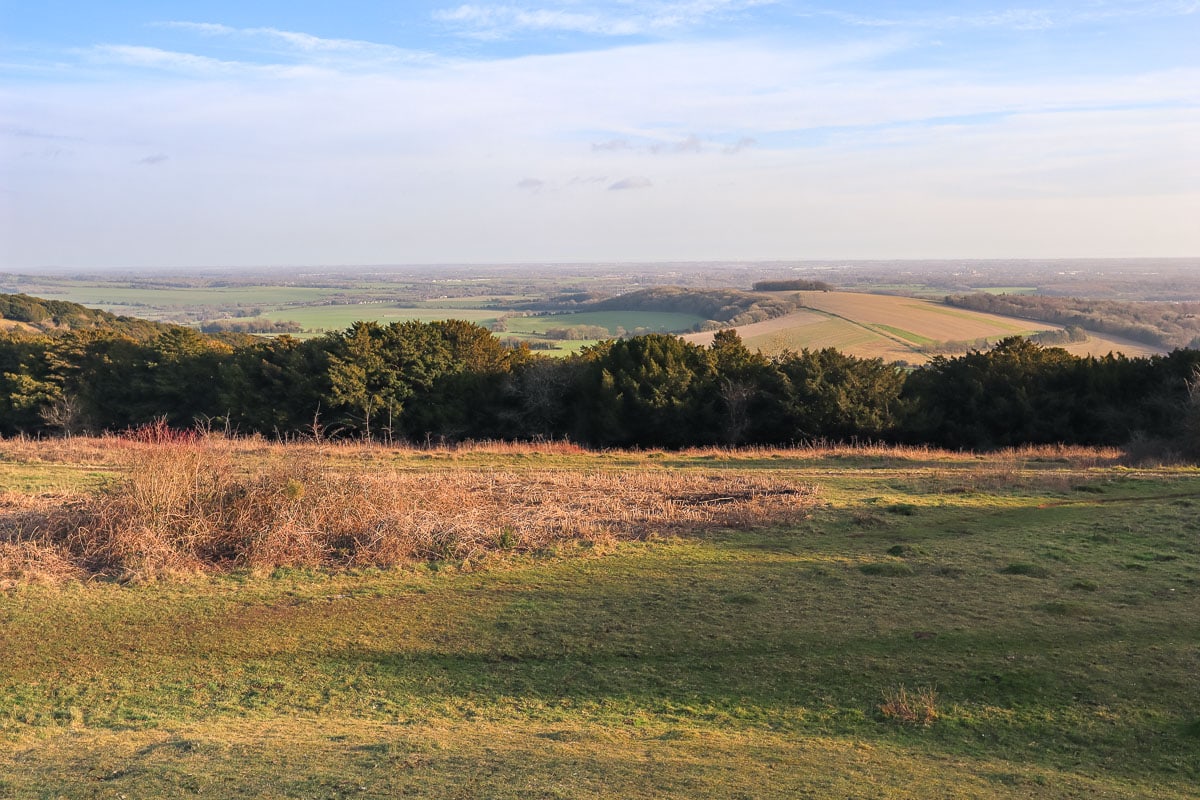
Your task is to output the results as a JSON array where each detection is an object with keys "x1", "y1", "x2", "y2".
[{"x1": 1, "y1": 442, "x2": 1197, "y2": 797}]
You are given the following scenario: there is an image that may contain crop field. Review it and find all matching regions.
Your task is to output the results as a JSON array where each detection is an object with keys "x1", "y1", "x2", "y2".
[
  {"x1": 1056, "y1": 332, "x2": 1163, "y2": 359},
  {"x1": 686, "y1": 292, "x2": 1166, "y2": 361},
  {"x1": 1, "y1": 437, "x2": 1197, "y2": 798}
]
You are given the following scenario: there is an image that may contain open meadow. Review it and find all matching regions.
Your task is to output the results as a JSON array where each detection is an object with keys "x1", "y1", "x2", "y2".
[{"x1": 1, "y1": 437, "x2": 1197, "y2": 798}]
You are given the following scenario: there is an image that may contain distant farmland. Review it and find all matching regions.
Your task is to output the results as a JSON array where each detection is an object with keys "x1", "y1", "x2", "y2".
[
  {"x1": 683, "y1": 292, "x2": 1165, "y2": 361},
  {"x1": 503, "y1": 310, "x2": 704, "y2": 336},
  {"x1": 262, "y1": 305, "x2": 499, "y2": 332}
]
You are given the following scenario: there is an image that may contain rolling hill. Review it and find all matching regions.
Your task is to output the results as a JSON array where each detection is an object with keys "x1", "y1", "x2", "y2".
[{"x1": 682, "y1": 292, "x2": 1166, "y2": 362}]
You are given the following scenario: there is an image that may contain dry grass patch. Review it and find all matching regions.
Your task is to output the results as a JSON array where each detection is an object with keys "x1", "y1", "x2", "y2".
[
  {"x1": 878, "y1": 685, "x2": 940, "y2": 726},
  {"x1": 0, "y1": 442, "x2": 817, "y2": 581}
]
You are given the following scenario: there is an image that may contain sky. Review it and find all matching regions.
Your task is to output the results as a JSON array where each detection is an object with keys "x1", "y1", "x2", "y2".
[{"x1": 1, "y1": 1, "x2": 1198, "y2": 269}]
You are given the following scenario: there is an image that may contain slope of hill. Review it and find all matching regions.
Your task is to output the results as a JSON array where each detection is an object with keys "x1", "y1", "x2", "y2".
[
  {"x1": 946, "y1": 293, "x2": 1200, "y2": 349},
  {"x1": 683, "y1": 292, "x2": 1166, "y2": 362},
  {"x1": 585, "y1": 286, "x2": 800, "y2": 329},
  {"x1": 0, "y1": 292, "x2": 181, "y2": 341}
]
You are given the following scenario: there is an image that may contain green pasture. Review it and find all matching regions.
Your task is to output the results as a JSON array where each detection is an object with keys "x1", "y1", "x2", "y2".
[
  {"x1": 13, "y1": 283, "x2": 339, "y2": 310},
  {"x1": 1, "y1": 451, "x2": 1198, "y2": 798},
  {"x1": 262, "y1": 306, "x2": 498, "y2": 332},
  {"x1": 503, "y1": 311, "x2": 705, "y2": 336},
  {"x1": 871, "y1": 324, "x2": 935, "y2": 346},
  {"x1": 418, "y1": 295, "x2": 532, "y2": 309}
]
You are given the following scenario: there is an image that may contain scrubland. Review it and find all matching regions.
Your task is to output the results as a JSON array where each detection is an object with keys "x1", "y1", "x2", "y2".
[{"x1": 0, "y1": 437, "x2": 1197, "y2": 798}]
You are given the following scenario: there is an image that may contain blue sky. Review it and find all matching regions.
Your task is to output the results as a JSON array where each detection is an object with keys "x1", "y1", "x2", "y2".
[{"x1": 2, "y1": 1, "x2": 1198, "y2": 268}]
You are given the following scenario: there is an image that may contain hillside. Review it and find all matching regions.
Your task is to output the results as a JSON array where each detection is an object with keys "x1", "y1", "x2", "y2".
[
  {"x1": 585, "y1": 286, "x2": 800, "y2": 330},
  {"x1": 0, "y1": 292, "x2": 184, "y2": 341},
  {"x1": 2, "y1": 440, "x2": 1198, "y2": 798},
  {"x1": 946, "y1": 293, "x2": 1200, "y2": 350},
  {"x1": 683, "y1": 291, "x2": 1166, "y2": 362}
]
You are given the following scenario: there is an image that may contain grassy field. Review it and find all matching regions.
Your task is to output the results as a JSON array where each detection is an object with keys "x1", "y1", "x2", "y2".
[
  {"x1": 8, "y1": 282, "x2": 338, "y2": 308},
  {"x1": 503, "y1": 311, "x2": 704, "y2": 337},
  {"x1": 685, "y1": 292, "x2": 1165, "y2": 361},
  {"x1": 0, "y1": 439, "x2": 1197, "y2": 798},
  {"x1": 261, "y1": 305, "x2": 499, "y2": 332}
]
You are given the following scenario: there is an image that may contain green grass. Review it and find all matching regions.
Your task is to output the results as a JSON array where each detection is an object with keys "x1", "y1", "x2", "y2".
[
  {"x1": 1, "y1": 454, "x2": 1198, "y2": 797},
  {"x1": 872, "y1": 324, "x2": 935, "y2": 346},
  {"x1": 11, "y1": 283, "x2": 338, "y2": 308},
  {"x1": 262, "y1": 305, "x2": 498, "y2": 331},
  {"x1": 504, "y1": 311, "x2": 705, "y2": 336}
]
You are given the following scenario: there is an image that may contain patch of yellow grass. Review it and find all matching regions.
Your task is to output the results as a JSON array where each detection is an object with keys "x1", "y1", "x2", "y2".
[{"x1": 1, "y1": 441, "x2": 818, "y2": 580}]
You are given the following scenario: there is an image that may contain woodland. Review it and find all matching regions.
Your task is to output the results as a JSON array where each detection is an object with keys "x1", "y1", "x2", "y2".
[{"x1": 2, "y1": 292, "x2": 1199, "y2": 453}]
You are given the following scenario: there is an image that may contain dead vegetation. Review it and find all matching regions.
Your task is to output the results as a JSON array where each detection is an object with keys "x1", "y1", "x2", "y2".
[
  {"x1": 0, "y1": 433, "x2": 1127, "y2": 469},
  {"x1": 0, "y1": 441, "x2": 817, "y2": 583},
  {"x1": 878, "y1": 685, "x2": 940, "y2": 726}
]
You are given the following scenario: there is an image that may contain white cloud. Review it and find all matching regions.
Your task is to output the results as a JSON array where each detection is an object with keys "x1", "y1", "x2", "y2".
[
  {"x1": 87, "y1": 45, "x2": 245, "y2": 75},
  {"x1": 434, "y1": 1, "x2": 775, "y2": 38},
  {"x1": 150, "y1": 21, "x2": 436, "y2": 67},
  {"x1": 153, "y1": 21, "x2": 237, "y2": 35}
]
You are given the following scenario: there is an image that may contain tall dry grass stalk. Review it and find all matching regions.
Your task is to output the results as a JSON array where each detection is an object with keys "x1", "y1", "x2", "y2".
[
  {"x1": 1, "y1": 441, "x2": 818, "y2": 582},
  {"x1": 0, "y1": 433, "x2": 1128, "y2": 470}
]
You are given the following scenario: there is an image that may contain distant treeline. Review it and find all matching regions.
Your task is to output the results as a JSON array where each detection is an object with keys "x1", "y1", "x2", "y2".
[
  {"x1": 587, "y1": 287, "x2": 800, "y2": 330},
  {"x1": 751, "y1": 279, "x2": 833, "y2": 292},
  {"x1": 200, "y1": 318, "x2": 303, "y2": 335},
  {"x1": 3, "y1": 314, "x2": 1199, "y2": 455},
  {"x1": 523, "y1": 287, "x2": 800, "y2": 330},
  {"x1": 916, "y1": 326, "x2": 1088, "y2": 357},
  {"x1": 946, "y1": 293, "x2": 1200, "y2": 350}
]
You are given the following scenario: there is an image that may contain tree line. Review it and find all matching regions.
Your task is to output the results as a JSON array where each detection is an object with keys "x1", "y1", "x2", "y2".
[
  {"x1": 2, "y1": 319, "x2": 1198, "y2": 454},
  {"x1": 946, "y1": 293, "x2": 1200, "y2": 350}
]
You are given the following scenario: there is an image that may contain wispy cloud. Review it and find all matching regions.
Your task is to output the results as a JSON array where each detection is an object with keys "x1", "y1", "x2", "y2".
[
  {"x1": 817, "y1": 1, "x2": 1200, "y2": 32},
  {"x1": 88, "y1": 45, "x2": 245, "y2": 75},
  {"x1": 649, "y1": 134, "x2": 704, "y2": 154},
  {"x1": 156, "y1": 21, "x2": 403, "y2": 53},
  {"x1": 592, "y1": 138, "x2": 632, "y2": 151},
  {"x1": 591, "y1": 134, "x2": 756, "y2": 156},
  {"x1": 153, "y1": 21, "x2": 235, "y2": 36},
  {"x1": 609, "y1": 176, "x2": 653, "y2": 190},
  {"x1": 149, "y1": 21, "x2": 436, "y2": 68},
  {"x1": 722, "y1": 136, "x2": 755, "y2": 154},
  {"x1": 5, "y1": 5, "x2": 1198, "y2": 266},
  {"x1": 435, "y1": 1, "x2": 775, "y2": 39}
]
